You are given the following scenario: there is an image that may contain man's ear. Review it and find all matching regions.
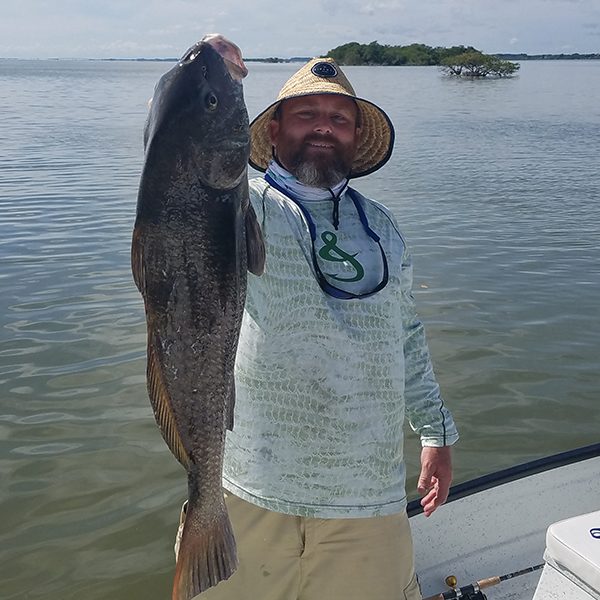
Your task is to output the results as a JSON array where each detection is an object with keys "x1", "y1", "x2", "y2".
[{"x1": 269, "y1": 119, "x2": 280, "y2": 146}]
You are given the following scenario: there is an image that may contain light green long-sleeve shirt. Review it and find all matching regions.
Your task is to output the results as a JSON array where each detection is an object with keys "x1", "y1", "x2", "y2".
[{"x1": 222, "y1": 177, "x2": 458, "y2": 518}]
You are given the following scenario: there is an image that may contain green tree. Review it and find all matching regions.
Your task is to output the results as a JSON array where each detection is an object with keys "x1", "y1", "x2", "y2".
[
  {"x1": 441, "y1": 51, "x2": 520, "y2": 77},
  {"x1": 328, "y1": 42, "x2": 365, "y2": 65},
  {"x1": 326, "y1": 42, "x2": 521, "y2": 76},
  {"x1": 327, "y1": 42, "x2": 469, "y2": 67},
  {"x1": 342, "y1": 46, "x2": 365, "y2": 66},
  {"x1": 363, "y1": 41, "x2": 386, "y2": 65},
  {"x1": 400, "y1": 43, "x2": 437, "y2": 65},
  {"x1": 384, "y1": 46, "x2": 408, "y2": 65}
]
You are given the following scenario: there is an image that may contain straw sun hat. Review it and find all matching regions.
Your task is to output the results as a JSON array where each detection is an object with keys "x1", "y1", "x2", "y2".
[{"x1": 249, "y1": 57, "x2": 395, "y2": 178}]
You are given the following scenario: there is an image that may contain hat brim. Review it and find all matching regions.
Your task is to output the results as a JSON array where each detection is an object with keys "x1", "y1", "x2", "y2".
[{"x1": 249, "y1": 92, "x2": 395, "y2": 179}]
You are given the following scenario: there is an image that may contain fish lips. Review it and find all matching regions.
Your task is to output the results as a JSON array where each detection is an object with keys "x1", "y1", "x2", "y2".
[
  {"x1": 181, "y1": 36, "x2": 247, "y2": 82},
  {"x1": 198, "y1": 34, "x2": 248, "y2": 80}
]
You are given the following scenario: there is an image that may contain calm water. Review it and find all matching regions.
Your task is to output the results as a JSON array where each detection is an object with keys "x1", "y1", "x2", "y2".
[{"x1": 1, "y1": 58, "x2": 599, "y2": 599}]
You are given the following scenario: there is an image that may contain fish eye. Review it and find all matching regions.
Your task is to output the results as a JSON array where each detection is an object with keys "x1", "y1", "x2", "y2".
[{"x1": 206, "y1": 93, "x2": 218, "y2": 111}]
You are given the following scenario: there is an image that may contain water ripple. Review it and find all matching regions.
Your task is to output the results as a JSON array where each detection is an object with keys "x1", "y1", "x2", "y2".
[{"x1": 1, "y1": 59, "x2": 599, "y2": 600}]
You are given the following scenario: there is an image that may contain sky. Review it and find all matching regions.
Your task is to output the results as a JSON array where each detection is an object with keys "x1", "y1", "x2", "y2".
[{"x1": 1, "y1": 0, "x2": 599, "y2": 59}]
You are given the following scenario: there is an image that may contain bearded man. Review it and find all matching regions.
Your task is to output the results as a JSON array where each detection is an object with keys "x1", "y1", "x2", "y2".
[{"x1": 179, "y1": 57, "x2": 459, "y2": 600}]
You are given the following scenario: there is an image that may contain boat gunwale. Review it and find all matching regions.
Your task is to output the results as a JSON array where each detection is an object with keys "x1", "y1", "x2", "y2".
[{"x1": 407, "y1": 442, "x2": 600, "y2": 518}]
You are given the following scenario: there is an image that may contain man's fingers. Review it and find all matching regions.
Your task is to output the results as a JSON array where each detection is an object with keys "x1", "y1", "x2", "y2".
[
  {"x1": 417, "y1": 480, "x2": 429, "y2": 494},
  {"x1": 420, "y1": 488, "x2": 438, "y2": 517},
  {"x1": 418, "y1": 470, "x2": 439, "y2": 490},
  {"x1": 437, "y1": 480, "x2": 450, "y2": 505},
  {"x1": 417, "y1": 468, "x2": 435, "y2": 494}
]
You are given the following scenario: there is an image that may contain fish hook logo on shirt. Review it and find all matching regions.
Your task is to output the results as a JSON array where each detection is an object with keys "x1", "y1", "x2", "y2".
[{"x1": 318, "y1": 231, "x2": 365, "y2": 283}]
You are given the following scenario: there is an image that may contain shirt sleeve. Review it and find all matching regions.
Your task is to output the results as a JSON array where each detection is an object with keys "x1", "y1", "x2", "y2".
[
  {"x1": 399, "y1": 245, "x2": 459, "y2": 447},
  {"x1": 248, "y1": 177, "x2": 267, "y2": 224}
]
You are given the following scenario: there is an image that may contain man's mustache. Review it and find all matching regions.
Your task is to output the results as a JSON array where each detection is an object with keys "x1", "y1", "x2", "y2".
[{"x1": 302, "y1": 133, "x2": 339, "y2": 147}]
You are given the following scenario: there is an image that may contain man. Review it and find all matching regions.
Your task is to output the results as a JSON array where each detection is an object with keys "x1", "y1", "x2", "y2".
[{"x1": 180, "y1": 57, "x2": 459, "y2": 600}]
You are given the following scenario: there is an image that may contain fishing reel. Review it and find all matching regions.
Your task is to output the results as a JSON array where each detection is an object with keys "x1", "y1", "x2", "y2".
[
  {"x1": 460, "y1": 592, "x2": 487, "y2": 600},
  {"x1": 423, "y1": 563, "x2": 543, "y2": 600},
  {"x1": 439, "y1": 575, "x2": 487, "y2": 600}
]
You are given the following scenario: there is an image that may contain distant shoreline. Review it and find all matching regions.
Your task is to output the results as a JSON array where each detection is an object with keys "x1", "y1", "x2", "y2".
[
  {"x1": 89, "y1": 53, "x2": 600, "y2": 63},
  {"x1": 91, "y1": 57, "x2": 313, "y2": 63},
  {"x1": 495, "y1": 53, "x2": 600, "y2": 60},
  {"x1": 1, "y1": 53, "x2": 598, "y2": 63}
]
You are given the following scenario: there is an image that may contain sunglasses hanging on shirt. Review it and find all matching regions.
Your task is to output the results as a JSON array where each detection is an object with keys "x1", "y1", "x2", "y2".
[{"x1": 264, "y1": 173, "x2": 389, "y2": 300}]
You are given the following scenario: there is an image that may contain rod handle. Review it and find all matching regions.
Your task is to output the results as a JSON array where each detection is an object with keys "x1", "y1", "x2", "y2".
[{"x1": 478, "y1": 576, "x2": 501, "y2": 589}]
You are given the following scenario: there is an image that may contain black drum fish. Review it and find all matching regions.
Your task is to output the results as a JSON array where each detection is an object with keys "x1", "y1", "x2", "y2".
[{"x1": 131, "y1": 34, "x2": 264, "y2": 599}]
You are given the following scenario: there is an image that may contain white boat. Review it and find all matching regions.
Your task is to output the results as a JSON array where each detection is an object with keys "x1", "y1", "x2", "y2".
[{"x1": 408, "y1": 443, "x2": 600, "y2": 599}]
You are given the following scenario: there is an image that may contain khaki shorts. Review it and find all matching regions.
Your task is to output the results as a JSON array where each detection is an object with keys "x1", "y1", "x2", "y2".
[{"x1": 175, "y1": 492, "x2": 421, "y2": 600}]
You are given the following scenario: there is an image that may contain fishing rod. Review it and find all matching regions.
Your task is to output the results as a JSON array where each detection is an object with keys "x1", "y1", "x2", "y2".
[{"x1": 422, "y1": 563, "x2": 545, "y2": 600}]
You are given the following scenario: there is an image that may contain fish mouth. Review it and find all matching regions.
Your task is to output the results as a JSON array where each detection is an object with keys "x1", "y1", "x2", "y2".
[
  {"x1": 222, "y1": 58, "x2": 247, "y2": 81},
  {"x1": 179, "y1": 35, "x2": 248, "y2": 82},
  {"x1": 201, "y1": 34, "x2": 248, "y2": 80}
]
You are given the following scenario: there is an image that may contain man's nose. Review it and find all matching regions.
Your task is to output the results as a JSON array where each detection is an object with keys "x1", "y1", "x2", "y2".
[{"x1": 313, "y1": 115, "x2": 332, "y2": 134}]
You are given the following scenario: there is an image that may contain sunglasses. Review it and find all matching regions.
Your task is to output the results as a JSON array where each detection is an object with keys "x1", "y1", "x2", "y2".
[{"x1": 264, "y1": 173, "x2": 389, "y2": 300}]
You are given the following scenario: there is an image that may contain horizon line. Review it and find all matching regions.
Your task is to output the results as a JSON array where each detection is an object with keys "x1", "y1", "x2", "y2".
[{"x1": 1, "y1": 50, "x2": 599, "y2": 62}]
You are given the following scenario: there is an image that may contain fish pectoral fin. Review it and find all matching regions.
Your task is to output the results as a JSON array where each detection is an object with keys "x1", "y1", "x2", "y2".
[
  {"x1": 245, "y1": 203, "x2": 266, "y2": 276},
  {"x1": 147, "y1": 337, "x2": 190, "y2": 469},
  {"x1": 131, "y1": 225, "x2": 145, "y2": 292}
]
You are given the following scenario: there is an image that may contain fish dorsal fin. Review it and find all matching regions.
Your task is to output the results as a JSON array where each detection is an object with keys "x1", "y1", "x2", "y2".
[
  {"x1": 245, "y1": 202, "x2": 266, "y2": 276},
  {"x1": 146, "y1": 332, "x2": 190, "y2": 469}
]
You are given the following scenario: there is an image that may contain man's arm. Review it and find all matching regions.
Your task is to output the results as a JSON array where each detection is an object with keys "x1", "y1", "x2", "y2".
[
  {"x1": 399, "y1": 247, "x2": 459, "y2": 516},
  {"x1": 402, "y1": 315, "x2": 458, "y2": 447}
]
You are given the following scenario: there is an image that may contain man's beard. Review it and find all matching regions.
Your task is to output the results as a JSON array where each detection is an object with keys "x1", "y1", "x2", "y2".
[{"x1": 287, "y1": 136, "x2": 354, "y2": 188}]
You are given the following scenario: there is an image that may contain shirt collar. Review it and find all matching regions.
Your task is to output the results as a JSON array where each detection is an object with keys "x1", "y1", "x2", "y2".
[{"x1": 265, "y1": 159, "x2": 348, "y2": 203}]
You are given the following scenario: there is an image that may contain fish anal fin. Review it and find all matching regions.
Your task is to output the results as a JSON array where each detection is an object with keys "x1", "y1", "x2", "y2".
[
  {"x1": 172, "y1": 498, "x2": 237, "y2": 599},
  {"x1": 245, "y1": 203, "x2": 266, "y2": 276},
  {"x1": 147, "y1": 339, "x2": 190, "y2": 469}
]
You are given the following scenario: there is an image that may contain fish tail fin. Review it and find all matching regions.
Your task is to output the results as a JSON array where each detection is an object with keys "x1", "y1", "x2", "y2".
[{"x1": 172, "y1": 499, "x2": 238, "y2": 600}]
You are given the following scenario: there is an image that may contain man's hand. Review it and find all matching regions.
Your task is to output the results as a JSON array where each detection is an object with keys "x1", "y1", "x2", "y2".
[{"x1": 417, "y1": 446, "x2": 453, "y2": 517}]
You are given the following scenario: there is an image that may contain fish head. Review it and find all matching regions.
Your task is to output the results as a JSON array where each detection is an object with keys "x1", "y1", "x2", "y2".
[{"x1": 143, "y1": 37, "x2": 250, "y2": 190}]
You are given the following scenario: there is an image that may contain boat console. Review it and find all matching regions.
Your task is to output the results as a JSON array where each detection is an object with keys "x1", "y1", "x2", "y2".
[{"x1": 533, "y1": 510, "x2": 600, "y2": 600}]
